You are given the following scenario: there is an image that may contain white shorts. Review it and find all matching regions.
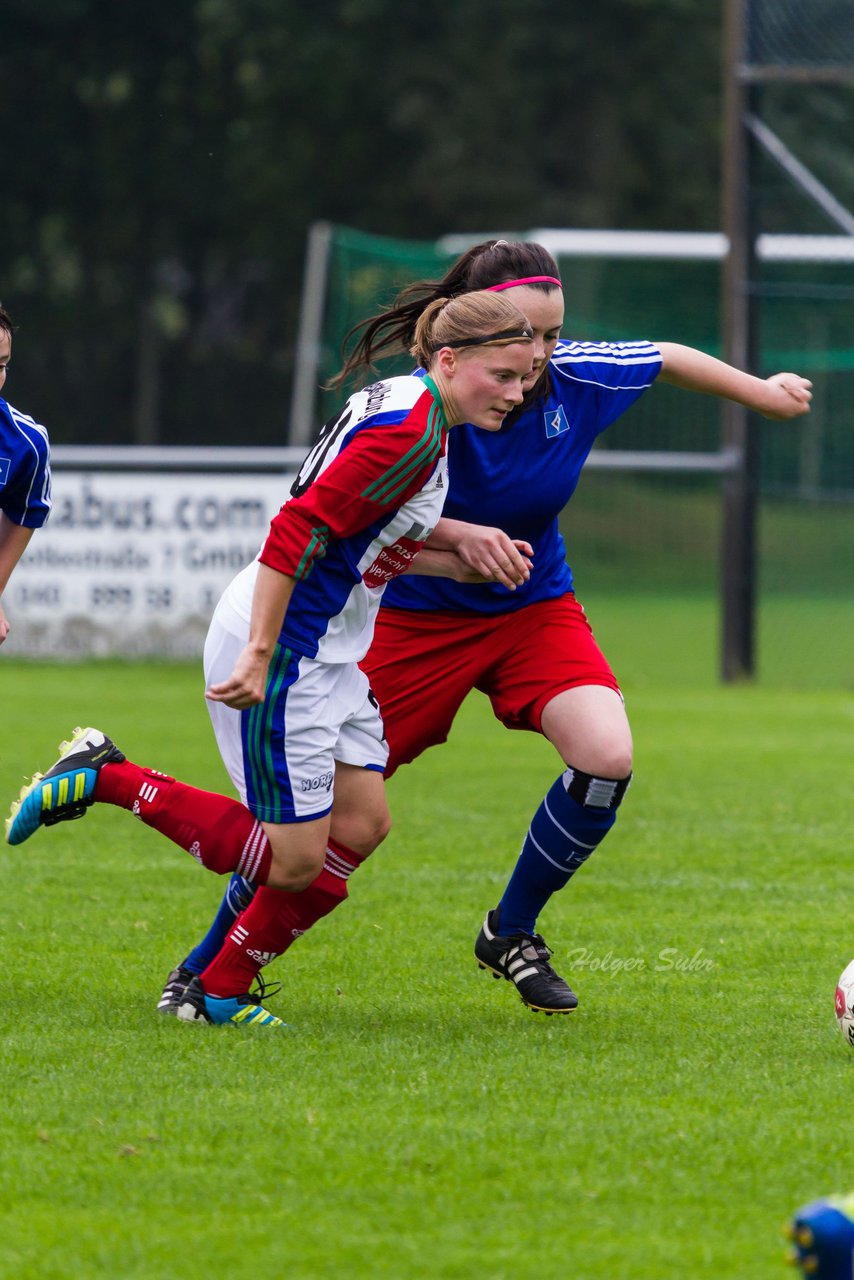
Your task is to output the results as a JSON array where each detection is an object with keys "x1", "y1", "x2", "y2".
[{"x1": 204, "y1": 604, "x2": 388, "y2": 824}]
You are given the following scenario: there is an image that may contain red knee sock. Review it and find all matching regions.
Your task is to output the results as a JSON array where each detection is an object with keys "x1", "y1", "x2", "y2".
[
  {"x1": 94, "y1": 760, "x2": 272, "y2": 882},
  {"x1": 201, "y1": 838, "x2": 363, "y2": 998}
]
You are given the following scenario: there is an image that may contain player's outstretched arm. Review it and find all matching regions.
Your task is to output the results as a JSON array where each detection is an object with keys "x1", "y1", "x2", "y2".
[{"x1": 656, "y1": 342, "x2": 813, "y2": 420}]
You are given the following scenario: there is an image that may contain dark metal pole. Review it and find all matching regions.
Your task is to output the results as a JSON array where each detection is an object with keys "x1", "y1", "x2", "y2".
[{"x1": 720, "y1": 0, "x2": 760, "y2": 681}]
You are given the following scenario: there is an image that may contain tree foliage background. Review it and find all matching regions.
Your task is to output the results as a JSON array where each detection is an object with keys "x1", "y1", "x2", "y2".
[{"x1": 5, "y1": 0, "x2": 726, "y2": 445}]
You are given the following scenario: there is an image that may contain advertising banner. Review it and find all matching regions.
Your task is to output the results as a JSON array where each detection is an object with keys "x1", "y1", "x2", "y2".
[{"x1": 6, "y1": 469, "x2": 298, "y2": 658}]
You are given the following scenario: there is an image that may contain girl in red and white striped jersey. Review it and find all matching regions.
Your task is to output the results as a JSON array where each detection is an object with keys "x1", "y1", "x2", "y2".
[
  {"x1": 5, "y1": 291, "x2": 534, "y2": 1028},
  {"x1": 161, "y1": 238, "x2": 812, "y2": 1020}
]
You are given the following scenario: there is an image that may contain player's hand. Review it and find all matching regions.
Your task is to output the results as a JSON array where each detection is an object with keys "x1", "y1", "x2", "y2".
[
  {"x1": 454, "y1": 527, "x2": 534, "y2": 590},
  {"x1": 440, "y1": 553, "x2": 494, "y2": 584},
  {"x1": 206, "y1": 644, "x2": 271, "y2": 709},
  {"x1": 760, "y1": 373, "x2": 813, "y2": 420}
]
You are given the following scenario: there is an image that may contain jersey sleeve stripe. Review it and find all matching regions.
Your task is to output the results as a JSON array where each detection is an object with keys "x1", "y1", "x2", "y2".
[
  {"x1": 293, "y1": 525, "x2": 330, "y2": 581},
  {"x1": 555, "y1": 339, "x2": 660, "y2": 356},
  {"x1": 9, "y1": 407, "x2": 49, "y2": 442},
  {"x1": 6, "y1": 406, "x2": 52, "y2": 522},
  {"x1": 552, "y1": 351, "x2": 662, "y2": 368},
  {"x1": 360, "y1": 407, "x2": 440, "y2": 502},
  {"x1": 361, "y1": 408, "x2": 444, "y2": 504},
  {"x1": 374, "y1": 414, "x2": 444, "y2": 503},
  {"x1": 555, "y1": 372, "x2": 659, "y2": 390},
  {"x1": 367, "y1": 426, "x2": 443, "y2": 505}
]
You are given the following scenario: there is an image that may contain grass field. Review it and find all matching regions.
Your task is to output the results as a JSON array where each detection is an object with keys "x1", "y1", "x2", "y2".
[{"x1": 1, "y1": 632, "x2": 852, "y2": 1279}]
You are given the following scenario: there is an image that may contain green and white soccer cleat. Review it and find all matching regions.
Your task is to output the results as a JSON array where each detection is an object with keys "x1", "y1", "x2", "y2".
[{"x1": 5, "y1": 726, "x2": 125, "y2": 846}]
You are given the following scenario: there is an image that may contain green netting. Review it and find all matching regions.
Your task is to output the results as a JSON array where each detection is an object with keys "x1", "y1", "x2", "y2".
[
  {"x1": 320, "y1": 225, "x2": 854, "y2": 497},
  {"x1": 748, "y1": 0, "x2": 854, "y2": 70},
  {"x1": 319, "y1": 224, "x2": 854, "y2": 686},
  {"x1": 318, "y1": 225, "x2": 456, "y2": 420}
]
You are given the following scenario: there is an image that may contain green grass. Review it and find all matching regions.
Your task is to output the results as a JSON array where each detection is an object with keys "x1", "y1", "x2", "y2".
[
  {"x1": 563, "y1": 590, "x2": 854, "y2": 691},
  {"x1": 562, "y1": 473, "x2": 854, "y2": 601},
  {"x1": 1, "y1": 656, "x2": 852, "y2": 1279}
]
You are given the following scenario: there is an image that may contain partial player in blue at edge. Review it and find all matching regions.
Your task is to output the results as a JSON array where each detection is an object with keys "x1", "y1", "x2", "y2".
[{"x1": 0, "y1": 304, "x2": 51, "y2": 646}]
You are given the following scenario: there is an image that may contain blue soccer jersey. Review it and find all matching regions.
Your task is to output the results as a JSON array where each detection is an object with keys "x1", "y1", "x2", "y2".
[
  {"x1": 382, "y1": 339, "x2": 662, "y2": 614},
  {"x1": 0, "y1": 398, "x2": 51, "y2": 527}
]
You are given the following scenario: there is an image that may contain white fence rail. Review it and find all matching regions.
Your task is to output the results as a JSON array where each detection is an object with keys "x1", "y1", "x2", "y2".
[{"x1": 5, "y1": 443, "x2": 739, "y2": 660}]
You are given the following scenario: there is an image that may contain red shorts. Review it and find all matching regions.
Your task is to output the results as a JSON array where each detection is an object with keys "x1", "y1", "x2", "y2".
[{"x1": 360, "y1": 594, "x2": 620, "y2": 777}]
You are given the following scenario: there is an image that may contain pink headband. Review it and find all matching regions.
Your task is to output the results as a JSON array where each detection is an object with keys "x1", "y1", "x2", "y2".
[{"x1": 486, "y1": 276, "x2": 562, "y2": 292}]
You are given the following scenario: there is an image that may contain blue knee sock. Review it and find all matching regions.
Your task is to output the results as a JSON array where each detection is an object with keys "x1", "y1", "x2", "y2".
[
  {"x1": 182, "y1": 874, "x2": 257, "y2": 975},
  {"x1": 496, "y1": 768, "x2": 630, "y2": 937}
]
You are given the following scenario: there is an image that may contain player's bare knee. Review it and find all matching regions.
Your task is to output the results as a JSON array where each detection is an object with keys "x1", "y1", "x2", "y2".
[
  {"x1": 266, "y1": 855, "x2": 325, "y2": 892},
  {"x1": 333, "y1": 804, "x2": 391, "y2": 856},
  {"x1": 265, "y1": 839, "x2": 326, "y2": 891},
  {"x1": 368, "y1": 807, "x2": 392, "y2": 849},
  {"x1": 571, "y1": 733, "x2": 632, "y2": 782},
  {"x1": 284, "y1": 863, "x2": 323, "y2": 892},
  {"x1": 597, "y1": 745, "x2": 633, "y2": 782}
]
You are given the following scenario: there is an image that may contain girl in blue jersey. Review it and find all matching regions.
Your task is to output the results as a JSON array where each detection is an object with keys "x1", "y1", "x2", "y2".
[
  {"x1": 6, "y1": 290, "x2": 535, "y2": 1028},
  {"x1": 156, "y1": 239, "x2": 812, "y2": 1020},
  {"x1": 0, "y1": 305, "x2": 51, "y2": 645}
]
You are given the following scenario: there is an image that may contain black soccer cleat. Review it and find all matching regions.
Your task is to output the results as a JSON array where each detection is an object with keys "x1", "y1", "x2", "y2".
[
  {"x1": 156, "y1": 964, "x2": 196, "y2": 1016},
  {"x1": 474, "y1": 908, "x2": 579, "y2": 1014}
]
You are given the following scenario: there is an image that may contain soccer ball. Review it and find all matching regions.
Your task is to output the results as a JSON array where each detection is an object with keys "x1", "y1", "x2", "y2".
[{"x1": 834, "y1": 959, "x2": 854, "y2": 1047}]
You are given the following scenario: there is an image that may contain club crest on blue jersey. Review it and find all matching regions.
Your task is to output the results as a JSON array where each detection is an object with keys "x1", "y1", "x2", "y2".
[{"x1": 544, "y1": 406, "x2": 570, "y2": 438}]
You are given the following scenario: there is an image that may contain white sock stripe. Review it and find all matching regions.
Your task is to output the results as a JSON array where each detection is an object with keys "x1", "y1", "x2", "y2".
[
  {"x1": 235, "y1": 841, "x2": 252, "y2": 879},
  {"x1": 542, "y1": 793, "x2": 596, "y2": 848},
  {"x1": 541, "y1": 793, "x2": 573, "y2": 841},
  {"x1": 325, "y1": 850, "x2": 355, "y2": 869},
  {"x1": 249, "y1": 825, "x2": 267, "y2": 879},
  {"x1": 527, "y1": 823, "x2": 595, "y2": 873},
  {"x1": 245, "y1": 829, "x2": 265, "y2": 880},
  {"x1": 138, "y1": 782, "x2": 159, "y2": 803},
  {"x1": 236, "y1": 821, "x2": 268, "y2": 880},
  {"x1": 538, "y1": 845, "x2": 575, "y2": 874},
  {"x1": 324, "y1": 849, "x2": 357, "y2": 878}
]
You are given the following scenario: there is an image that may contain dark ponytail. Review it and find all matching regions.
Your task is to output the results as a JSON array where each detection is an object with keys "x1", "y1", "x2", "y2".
[{"x1": 331, "y1": 240, "x2": 561, "y2": 389}]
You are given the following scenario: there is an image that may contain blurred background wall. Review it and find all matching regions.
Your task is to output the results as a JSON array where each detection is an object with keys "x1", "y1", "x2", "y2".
[
  {"x1": 2, "y1": 0, "x2": 851, "y2": 684},
  {"x1": 4, "y1": 0, "x2": 724, "y2": 446}
]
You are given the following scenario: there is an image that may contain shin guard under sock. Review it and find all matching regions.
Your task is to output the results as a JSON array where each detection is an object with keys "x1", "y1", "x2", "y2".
[
  {"x1": 497, "y1": 767, "x2": 631, "y2": 936},
  {"x1": 200, "y1": 838, "x2": 363, "y2": 998},
  {"x1": 179, "y1": 839, "x2": 365, "y2": 976}
]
